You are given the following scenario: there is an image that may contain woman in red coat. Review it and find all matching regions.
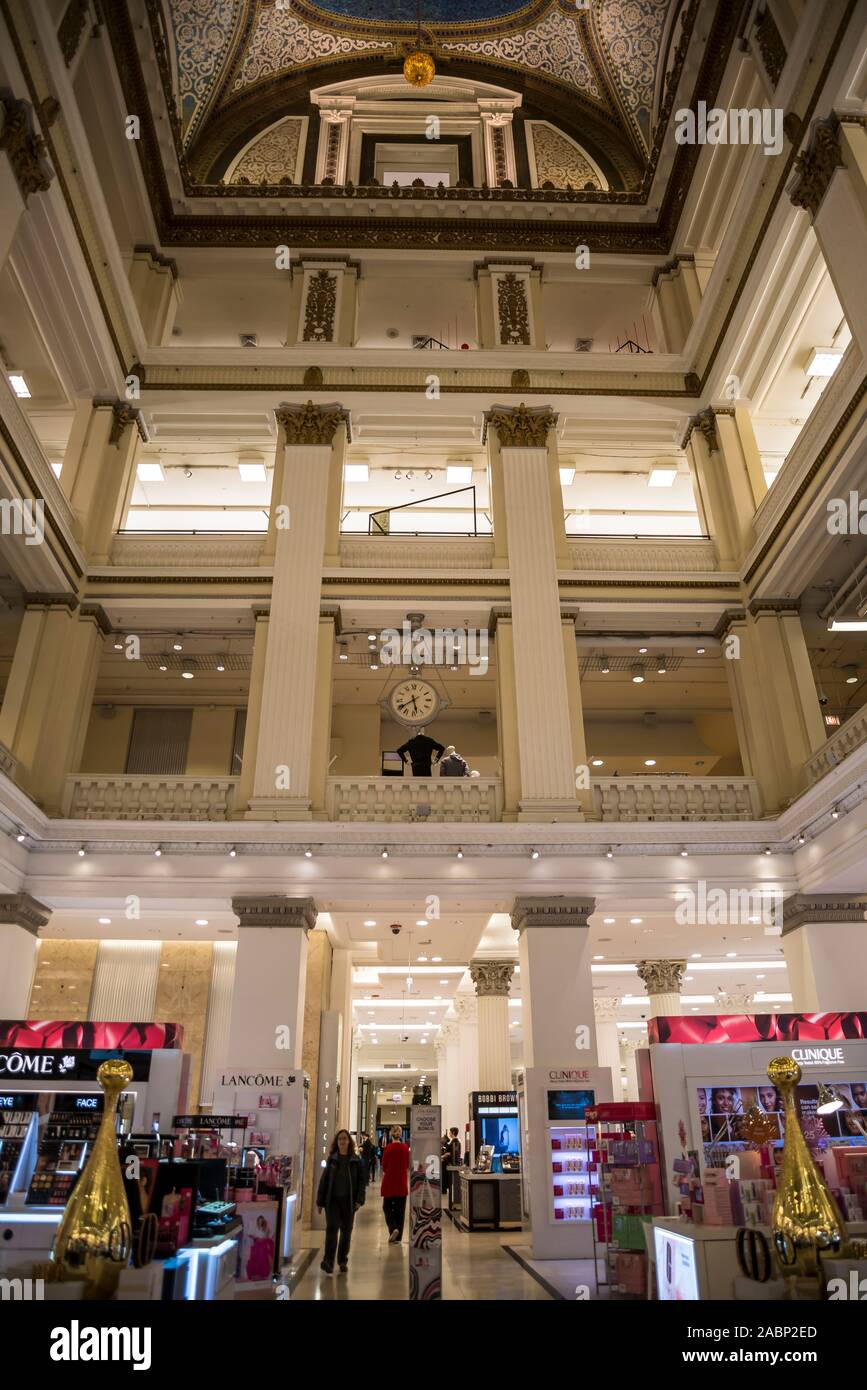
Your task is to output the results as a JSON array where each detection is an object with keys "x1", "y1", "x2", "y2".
[{"x1": 380, "y1": 1124, "x2": 410, "y2": 1243}]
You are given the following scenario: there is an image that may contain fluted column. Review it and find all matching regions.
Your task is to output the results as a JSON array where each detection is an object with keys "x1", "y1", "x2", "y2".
[
  {"x1": 0, "y1": 894, "x2": 50, "y2": 1017},
  {"x1": 470, "y1": 960, "x2": 515, "y2": 1091},
  {"x1": 453, "y1": 994, "x2": 479, "y2": 1123},
  {"x1": 249, "y1": 402, "x2": 349, "y2": 819},
  {"x1": 485, "y1": 405, "x2": 580, "y2": 821},
  {"x1": 789, "y1": 117, "x2": 867, "y2": 356},
  {"x1": 512, "y1": 896, "x2": 597, "y2": 1067},
  {"x1": 594, "y1": 996, "x2": 622, "y2": 1099},
  {"x1": 722, "y1": 604, "x2": 824, "y2": 812},
  {"x1": 436, "y1": 1019, "x2": 462, "y2": 1131},
  {"x1": 782, "y1": 895, "x2": 867, "y2": 1012},
  {"x1": 636, "y1": 959, "x2": 686, "y2": 1017},
  {"x1": 349, "y1": 1035, "x2": 362, "y2": 1133},
  {"x1": 63, "y1": 400, "x2": 143, "y2": 560},
  {"x1": 682, "y1": 407, "x2": 764, "y2": 569},
  {"x1": 620, "y1": 1038, "x2": 641, "y2": 1103}
]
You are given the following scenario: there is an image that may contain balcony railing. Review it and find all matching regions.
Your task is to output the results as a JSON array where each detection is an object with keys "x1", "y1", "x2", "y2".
[
  {"x1": 592, "y1": 777, "x2": 761, "y2": 822},
  {"x1": 805, "y1": 706, "x2": 867, "y2": 787},
  {"x1": 63, "y1": 776, "x2": 238, "y2": 821},
  {"x1": 326, "y1": 776, "x2": 503, "y2": 823}
]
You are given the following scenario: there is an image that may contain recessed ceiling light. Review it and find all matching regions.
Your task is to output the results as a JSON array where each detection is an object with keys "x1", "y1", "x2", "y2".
[
  {"x1": 631, "y1": 664, "x2": 645, "y2": 684},
  {"x1": 531, "y1": 849, "x2": 540, "y2": 859},
  {"x1": 726, "y1": 951, "x2": 737, "y2": 958},
  {"x1": 238, "y1": 460, "x2": 267, "y2": 483},
  {"x1": 603, "y1": 917, "x2": 615, "y2": 924},
  {"x1": 98, "y1": 917, "x2": 111, "y2": 925},
  {"x1": 806, "y1": 346, "x2": 844, "y2": 377},
  {"x1": 558, "y1": 466, "x2": 576, "y2": 487},
  {"x1": 648, "y1": 466, "x2": 677, "y2": 487},
  {"x1": 344, "y1": 463, "x2": 369, "y2": 483},
  {"x1": 630, "y1": 917, "x2": 642, "y2": 925},
  {"x1": 381, "y1": 848, "x2": 389, "y2": 858},
  {"x1": 304, "y1": 848, "x2": 313, "y2": 858},
  {"x1": 696, "y1": 646, "x2": 706, "y2": 655},
  {"x1": 591, "y1": 758, "x2": 604, "y2": 767},
  {"x1": 195, "y1": 919, "x2": 209, "y2": 926},
  {"x1": 606, "y1": 848, "x2": 614, "y2": 859},
  {"x1": 9, "y1": 373, "x2": 31, "y2": 398},
  {"x1": 415, "y1": 920, "x2": 427, "y2": 926},
  {"x1": 137, "y1": 461, "x2": 164, "y2": 482},
  {"x1": 691, "y1": 952, "x2": 701, "y2": 959},
  {"x1": 639, "y1": 647, "x2": 648, "y2": 654},
  {"x1": 432, "y1": 956, "x2": 442, "y2": 962},
  {"x1": 593, "y1": 954, "x2": 604, "y2": 960},
  {"x1": 364, "y1": 920, "x2": 377, "y2": 927},
  {"x1": 644, "y1": 759, "x2": 657, "y2": 767}
]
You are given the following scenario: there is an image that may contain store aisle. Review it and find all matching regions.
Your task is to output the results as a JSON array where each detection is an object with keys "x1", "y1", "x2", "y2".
[{"x1": 290, "y1": 1200, "x2": 554, "y2": 1301}]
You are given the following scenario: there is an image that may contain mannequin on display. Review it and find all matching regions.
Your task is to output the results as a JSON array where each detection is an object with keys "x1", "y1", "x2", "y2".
[
  {"x1": 396, "y1": 728, "x2": 445, "y2": 777},
  {"x1": 439, "y1": 745, "x2": 469, "y2": 777}
]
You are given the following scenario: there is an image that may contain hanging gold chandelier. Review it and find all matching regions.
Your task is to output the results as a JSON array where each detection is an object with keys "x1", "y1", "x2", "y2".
[{"x1": 403, "y1": 1, "x2": 435, "y2": 88}]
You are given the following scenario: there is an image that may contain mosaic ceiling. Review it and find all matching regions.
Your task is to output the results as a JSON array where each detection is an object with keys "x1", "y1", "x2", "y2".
[{"x1": 159, "y1": 0, "x2": 682, "y2": 182}]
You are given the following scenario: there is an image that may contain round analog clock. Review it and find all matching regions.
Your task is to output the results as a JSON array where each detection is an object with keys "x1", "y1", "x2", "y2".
[{"x1": 388, "y1": 678, "x2": 440, "y2": 727}]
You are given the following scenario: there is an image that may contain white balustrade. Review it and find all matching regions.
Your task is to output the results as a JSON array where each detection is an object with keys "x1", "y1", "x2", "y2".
[
  {"x1": 326, "y1": 776, "x2": 503, "y2": 822},
  {"x1": 592, "y1": 777, "x2": 761, "y2": 822},
  {"x1": 804, "y1": 706, "x2": 867, "y2": 787},
  {"x1": 63, "y1": 776, "x2": 238, "y2": 821}
]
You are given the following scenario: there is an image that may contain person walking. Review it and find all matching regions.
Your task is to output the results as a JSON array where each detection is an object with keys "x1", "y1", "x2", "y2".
[
  {"x1": 316, "y1": 1129, "x2": 365, "y2": 1274},
  {"x1": 361, "y1": 1131, "x2": 376, "y2": 1184},
  {"x1": 380, "y1": 1123, "x2": 410, "y2": 1243}
]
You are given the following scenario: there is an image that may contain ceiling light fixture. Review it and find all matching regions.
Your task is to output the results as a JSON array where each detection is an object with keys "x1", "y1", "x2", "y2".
[
  {"x1": 531, "y1": 848, "x2": 540, "y2": 860},
  {"x1": 606, "y1": 848, "x2": 614, "y2": 859},
  {"x1": 456, "y1": 848, "x2": 463, "y2": 858},
  {"x1": 648, "y1": 466, "x2": 677, "y2": 487},
  {"x1": 9, "y1": 373, "x2": 31, "y2": 398},
  {"x1": 631, "y1": 663, "x2": 645, "y2": 684},
  {"x1": 228, "y1": 847, "x2": 237, "y2": 858},
  {"x1": 304, "y1": 848, "x2": 313, "y2": 858},
  {"x1": 137, "y1": 461, "x2": 164, "y2": 483},
  {"x1": 806, "y1": 347, "x2": 845, "y2": 377},
  {"x1": 559, "y1": 466, "x2": 576, "y2": 487},
  {"x1": 381, "y1": 848, "x2": 389, "y2": 859}
]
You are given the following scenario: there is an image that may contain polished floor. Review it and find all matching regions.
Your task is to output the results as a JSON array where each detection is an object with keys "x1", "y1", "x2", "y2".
[{"x1": 289, "y1": 1192, "x2": 554, "y2": 1301}]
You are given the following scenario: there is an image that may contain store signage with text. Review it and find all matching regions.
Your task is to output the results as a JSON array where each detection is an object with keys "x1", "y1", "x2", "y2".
[
  {"x1": 173, "y1": 1114, "x2": 250, "y2": 1130},
  {"x1": 548, "y1": 1069, "x2": 591, "y2": 1081},
  {"x1": 220, "y1": 1071, "x2": 298, "y2": 1088},
  {"x1": 791, "y1": 1047, "x2": 846, "y2": 1066}
]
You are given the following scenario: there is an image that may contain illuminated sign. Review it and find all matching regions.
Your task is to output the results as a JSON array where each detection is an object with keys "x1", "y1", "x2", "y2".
[
  {"x1": 791, "y1": 1046, "x2": 846, "y2": 1066},
  {"x1": 548, "y1": 1069, "x2": 591, "y2": 1081}
]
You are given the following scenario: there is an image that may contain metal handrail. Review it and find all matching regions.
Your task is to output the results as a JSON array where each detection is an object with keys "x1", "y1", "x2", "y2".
[{"x1": 368, "y1": 485, "x2": 478, "y2": 536}]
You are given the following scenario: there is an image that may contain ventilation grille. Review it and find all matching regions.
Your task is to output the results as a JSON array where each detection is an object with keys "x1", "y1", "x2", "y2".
[
  {"x1": 580, "y1": 654, "x2": 685, "y2": 675},
  {"x1": 143, "y1": 654, "x2": 251, "y2": 672}
]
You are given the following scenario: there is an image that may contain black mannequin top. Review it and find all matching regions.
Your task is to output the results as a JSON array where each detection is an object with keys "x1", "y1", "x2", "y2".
[{"x1": 396, "y1": 733, "x2": 445, "y2": 777}]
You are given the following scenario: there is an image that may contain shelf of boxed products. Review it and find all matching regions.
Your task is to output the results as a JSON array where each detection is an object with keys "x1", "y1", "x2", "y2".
[
  {"x1": 588, "y1": 1102, "x2": 663, "y2": 1299},
  {"x1": 550, "y1": 1123, "x2": 599, "y2": 1223}
]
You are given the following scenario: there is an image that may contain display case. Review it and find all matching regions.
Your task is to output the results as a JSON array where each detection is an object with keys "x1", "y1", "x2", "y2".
[
  {"x1": 549, "y1": 1122, "x2": 596, "y2": 1226},
  {"x1": 589, "y1": 1102, "x2": 662, "y2": 1299}
]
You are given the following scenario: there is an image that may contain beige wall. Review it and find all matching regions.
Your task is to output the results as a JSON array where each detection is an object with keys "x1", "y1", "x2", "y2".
[
  {"x1": 28, "y1": 939, "x2": 99, "y2": 1017},
  {"x1": 331, "y1": 703, "x2": 380, "y2": 775},
  {"x1": 77, "y1": 706, "x2": 237, "y2": 775},
  {"x1": 79, "y1": 708, "x2": 134, "y2": 773},
  {"x1": 153, "y1": 942, "x2": 214, "y2": 1107},
  {"x1": 187, "y1": 708, "x2": 236, "y2": 775}
]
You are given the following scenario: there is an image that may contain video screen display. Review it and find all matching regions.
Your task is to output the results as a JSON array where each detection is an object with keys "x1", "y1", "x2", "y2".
[
  {"x1": 481, "y1": 1115, "x2": 519, "y2": 1152},
  {"x1": 546, "y1": 1089, "x2": 595, "y2": 1122},
  {"x1": 696, "y1": 1080, "x2": 867, "y2": 1150}
]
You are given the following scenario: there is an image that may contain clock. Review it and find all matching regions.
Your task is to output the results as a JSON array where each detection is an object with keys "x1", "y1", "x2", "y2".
[{"x1": 387, "y1": 678, "x2": 440, "y2": 727}]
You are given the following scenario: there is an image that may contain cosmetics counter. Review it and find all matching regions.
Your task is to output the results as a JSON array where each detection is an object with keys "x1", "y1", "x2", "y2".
[
  {"x1": 518, "y1": 1067, "x2": 614, "y2": 1259},
  {"x1": 636, "y1": 1012, "x2": 867, "y2": 1300}
]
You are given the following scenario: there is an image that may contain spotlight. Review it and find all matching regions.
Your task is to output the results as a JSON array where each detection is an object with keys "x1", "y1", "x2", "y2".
[
  {"x1": 16, "y1": 832, "x2": 25, "y2": 843},
  {"x1": 831, "y1": 807, "x2": 840, "y2": 819},
  {"x1": 381, "y1": 848, "x2": 389, "y2": 859},
  {"x1": 657, "y1": 659, "x2": 668, "y2": 674},
  {"x1": 456, "y1": 848, "x2": 463, "y2": 859},
  {"x1": 77, "y1": 847, "x2": 86, "y2": 857},
  {"x1": 639, "y1": 647, "x2": 648, "y2": 654},
  {"x1": 764, "y1": 846, "x2": 772, "y2": 855},
  {"x1": 173, "y1": 641, "x2": 183, "y2": 651},
  {"x1": 591, "y1": 758, "x2": 604, "y2": 767},
  {"x1": 844, "y1": 665, "x2": 859, "y2": 684},
  {"x1": 367, "y1": 634, "x2": 377, "y2": 642},
  {"x1": 154, "y1": 847, "x2": 162, "y2": 857},
  {"x1": 181, "y1": 657, "x2": 196, "y2": 680},
  {"x1": 158, "y1": 659, "x2": 168, "y2": 672},
  {"x1": 798, "y1": 832, "x2": 806, "y2": 845},
  {"x1": 696, "y1": 646, "x2": 706, "y2": 655},
  {"x1": 216, "y1": 656, "x2": 226, "y2": 672},
  {"x1": 531, "y1": 848, "x2": 540, "y2": 860},
  {"x1": 304, "y1": 848, "x2": 313, "y2": 858},
  {"x1": 228, "y1": 846, "x2": 237, "y2": 857},
  {"x1": 680, "y1": 847, "x2": 688, "y2": 857},
  {"x1": 600, "y1": 655, "x2": 611, "y2": 673},
  {"x1": 644, "y1": 758, "x2": 657, "y2": 767},
  {"x1": 631, "y1": 663, "x2": 645, "y2": 684},
  {"x1": 606, "y1": 847, "x2": 614, "y2": 859}
]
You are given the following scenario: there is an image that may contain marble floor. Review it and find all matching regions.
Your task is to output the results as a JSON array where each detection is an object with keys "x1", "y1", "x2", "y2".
[{"x1": 288, "y1": 1197, "x2": 555, "y2": 1301}]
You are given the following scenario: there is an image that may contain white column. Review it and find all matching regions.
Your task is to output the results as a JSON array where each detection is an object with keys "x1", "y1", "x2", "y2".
[
  {"x1": 790, "y1": 117, "x2": 867, "y2": 357},
  {"x1": 88, "y1": 941, "x2": 160, "y2": 1020},
  {"x1": 512, "y1": 897, "x2": 598, "y2": 1067},
  {"x1": 621, "y1": 1039, "x2": 641, "y2": 1103},
  {"x1": 249, "y1": 403, "x2": 348, "y2": 819},
  {"x1": 224, "y1": 897, "x2": 315, "y2": 1071},
  {"x1": 0, "y1": 895, "x2": 49, "y2": 1016},
  {"x1": 782, "y1": 895, "x2": 867, "y2": 1012},
  {"x1": 469, "y1": 959, "x2": 515, "y2": 1091},
  {"x1": 453, "y1": 994, "x2": 479, "y2": 1125},
  {"x1": 636, "y1": 960, "x2": 686, "y2": 1018},
  {"x1": 488, "y1": 406, "x2": 580, "y2": 820},
  {"x1": 330, "y1": 946, "x2": 354, "y2": 1127},
  {"x1": 594, "y1": 997, "x2": 623, "y2": 1100},
  {"x1": 436, "y1": 1020, "x2": 462, "y2": 1132},
  {"x1": 199, "y1": 941, "x2": 237, "y2": 1106},
  {"x1": 348, "y1": 1035, "x2": 362, "y2": 1134}
]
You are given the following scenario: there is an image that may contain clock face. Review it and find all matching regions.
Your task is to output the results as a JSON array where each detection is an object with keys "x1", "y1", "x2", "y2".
[{"x1": 389, "y1": 679, "x2": 439, "y2": 726}]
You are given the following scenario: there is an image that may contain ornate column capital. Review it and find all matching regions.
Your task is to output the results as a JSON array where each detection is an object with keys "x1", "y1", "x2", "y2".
[
  {"x1": 635, "y1": 959, "x2": 686, "y2": 995},
  {"x1": 782, "y1": 893, "x2": 867, "y2": 935},
  {"x1": 453, "y1": 994, "x2": 477, "y2": 1023},
  {"x1": 789, "y1": 118, "x2": 845, "y2": 220},
  {"x1": 680, "y1": 406, "x2": 719, "y2": 454},
  {"x1": 469, "y1": 959, "x2": 515, "y2": 997},
  {"x1": 92, "y1": 398, "x2": 147, "y2": 446},
  {"x1": 438, "y1": 1019, "x2": 459, "y2": 1046},
  {"x1": 511, "y1": 896, "x2": 596, "y2": 933},
  {"x1": 594, "y1": 996, "x2": 622, "y2": 1023},
  {"x1": 0, "y1": 892, "x2": 51, "y2": 934},
  {"x1": 231, "y1": 895, "x2": 317, "y2": 932},
  {"x1": 482, "y1": 403, "x2": 557, "y2": 448},
  {"x1": 275, "y1": 400, "x2": 351, "y2": 445},
  {"x1": 0, "y1": 96, "x2": 53, "y2": 202}
]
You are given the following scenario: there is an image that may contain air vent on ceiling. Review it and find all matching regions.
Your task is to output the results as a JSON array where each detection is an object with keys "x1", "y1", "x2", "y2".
[
  {"x1": 240, "y1": 333, "x2": 258, "y2": 347},
  {"x1": 576, "y1": 338, "x2": 594, "y2": 352}
]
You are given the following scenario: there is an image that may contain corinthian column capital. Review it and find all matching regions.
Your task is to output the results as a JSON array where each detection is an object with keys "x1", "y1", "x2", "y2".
[
  {"x1": 275, "y1": 399, "x2": 351, "y2": 445},
  {"x1": 635, "y1": 959, "x2": 686, "y2": 995},
  {"x1": 469, "y1": 959, "x2": 515, "y2": 997}
]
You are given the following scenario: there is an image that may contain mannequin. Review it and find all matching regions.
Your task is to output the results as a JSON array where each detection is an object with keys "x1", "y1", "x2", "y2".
[{"x1": 396, "y1": 727, "x2": 445, "y2": 777}]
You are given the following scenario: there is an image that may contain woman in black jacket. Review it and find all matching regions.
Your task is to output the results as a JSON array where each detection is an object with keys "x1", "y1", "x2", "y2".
[{"x1": 316, "y1": 1129, "x2": 366, "y2": 1274}]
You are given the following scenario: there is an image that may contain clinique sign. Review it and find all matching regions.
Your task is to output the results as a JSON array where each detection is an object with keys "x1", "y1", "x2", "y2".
[{"x1": 791, "y1": 1047, "x2": 846, "y2": 1066}]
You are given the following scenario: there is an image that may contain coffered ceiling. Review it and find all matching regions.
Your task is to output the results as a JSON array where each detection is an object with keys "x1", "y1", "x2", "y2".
[{"x1": 98, "y1": 0, "x2": 748, "y2": 251}]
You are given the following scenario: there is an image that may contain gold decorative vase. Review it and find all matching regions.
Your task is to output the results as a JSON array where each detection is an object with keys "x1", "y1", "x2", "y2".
[
  {"x1": 768, "y1": 1056, "x2": 848, "y2": 1282},
  {"x1": 48, "y1": 1058, "x2": 133, "y2": 1299}
]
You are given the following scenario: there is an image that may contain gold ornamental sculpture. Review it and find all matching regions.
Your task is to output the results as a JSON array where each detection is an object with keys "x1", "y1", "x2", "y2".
[
  {"x1": 47, "y1": 1058, "x2": 133, "y2": 1298},
  {"x1": 403, "y1": 50, "x2": 435, "y2": 88},
  {"x1": 768, "y1": 1056, "x2": 848, "y2": 1282}
]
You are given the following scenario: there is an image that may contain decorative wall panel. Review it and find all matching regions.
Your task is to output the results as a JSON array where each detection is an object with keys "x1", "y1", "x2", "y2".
[
  {"x1": 233, "y1": 7, "x2": 394, "y2": 91},
  {"x1": 227, "y1": 116, "x2": 305, "y2": 183},
  {"x1": 528, "y1": 121, "x2": 604, "y2": 190}
]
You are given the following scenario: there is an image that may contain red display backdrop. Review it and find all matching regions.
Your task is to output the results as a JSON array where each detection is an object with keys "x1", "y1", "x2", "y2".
[
  {"x1": 0, "y1": 1021, "x2": 183, "y2": 1049},
  {"x1": 647, "y1": 1012, "x2": 867, "y2": 1044}
]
